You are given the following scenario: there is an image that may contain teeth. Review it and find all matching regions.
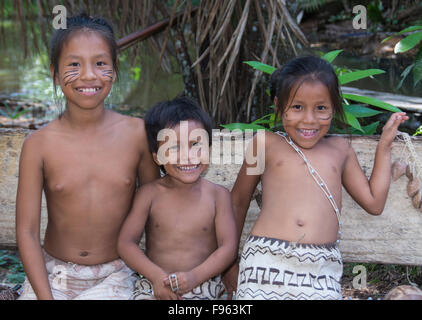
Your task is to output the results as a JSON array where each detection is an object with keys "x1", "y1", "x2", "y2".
[
  {"x1": 300, "y1": 129, "x2": 317, "y2": 135},
  {"x1": 78, "y1": 88, "x2": 99, "y2": 92},
  {"x1": 177, "y1": 165, "x2": 199, "y2": 171}
]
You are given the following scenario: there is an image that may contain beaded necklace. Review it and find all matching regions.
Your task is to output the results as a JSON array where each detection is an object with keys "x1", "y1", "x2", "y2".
[{"x1": 276, "y1": 131, "x2": 342, "y2": 242}]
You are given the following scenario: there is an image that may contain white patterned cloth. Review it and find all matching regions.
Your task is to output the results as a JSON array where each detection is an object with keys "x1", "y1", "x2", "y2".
[
  {"x1": 236, "y1": 235, "x2": 343, "y2": 300},
  {"x1": 18, "y1": 249, "x2": 137, "y2": 300},
  {"x1": 132, "y1": 274, "x2": 225, "y2": 300}
]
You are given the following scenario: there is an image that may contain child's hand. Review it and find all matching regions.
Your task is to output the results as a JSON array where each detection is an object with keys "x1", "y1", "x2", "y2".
[
  {"x1": 222, "y1": 262, "x2": 239, "y2": 300},
  {"x1": 152, "y1": 279, "x2": 181, "y2": 300},
  {"x1": 379, "y1": 112, "x2": 408, "y2": 148},
  {"x1": 163, "y1": 272, "x2": 197, "y2": 295}
]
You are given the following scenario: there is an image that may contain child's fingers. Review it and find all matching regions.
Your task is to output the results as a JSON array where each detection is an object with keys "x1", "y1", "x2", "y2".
[{"x1": 384, "y1": 112, "x2": 407, "y2": 130}]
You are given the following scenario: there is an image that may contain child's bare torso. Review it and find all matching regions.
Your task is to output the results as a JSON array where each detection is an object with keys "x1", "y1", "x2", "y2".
[
  {"x1": 252, "y1": 132, "x2": 349, "y2": 244},
  {"x1": 40, "y1": 112, "x2": 143, "y2": 265},
  {"x1": 144, "y1": 178, "x2": 218, "y2": 273}
]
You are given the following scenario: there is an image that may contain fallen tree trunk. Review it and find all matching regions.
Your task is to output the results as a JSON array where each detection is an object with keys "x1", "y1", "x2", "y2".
[
  {"x1": 342, "y1": 86, "x2": 422, "y2": 113},
  {"x1": 1, "y1": 129, "x2": 422, "y2": 266}
]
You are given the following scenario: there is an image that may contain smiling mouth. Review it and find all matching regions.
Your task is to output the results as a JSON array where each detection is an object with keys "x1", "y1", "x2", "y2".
[
  {"x1": 176, "y1": 164, "x2": 200, "y2": 172},
  {"x1": 76, "y1": 87, "x2": 101, "y2": 93},
  {"x1": 298, "y1": 129, "x2": 318, "y2": 138}
]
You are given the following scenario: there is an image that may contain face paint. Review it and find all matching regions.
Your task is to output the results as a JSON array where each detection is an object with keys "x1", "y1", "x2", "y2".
[
  {"x1": 101, "y1": 69, "x2": 113, "y2": 81},
  {"x1": 63, "y1": 69, "x2": 80, "y2": 86}
]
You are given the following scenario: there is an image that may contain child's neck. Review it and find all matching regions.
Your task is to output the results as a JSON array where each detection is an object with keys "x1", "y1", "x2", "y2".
[
  {"x1": 163, "y1": 175, "x2": 202, "y2": 190},
  {"x1": 61, "y1": 104, "x2": 108, "y2": 131}
]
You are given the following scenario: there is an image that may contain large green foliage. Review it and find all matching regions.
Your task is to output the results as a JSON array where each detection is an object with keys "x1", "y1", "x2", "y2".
[
  {"x1": 222, "y1": 50, "x2": 401, "y2": 135},
  {"x1": 383, "y1": 26, "x2": 422, "y2": 87}
]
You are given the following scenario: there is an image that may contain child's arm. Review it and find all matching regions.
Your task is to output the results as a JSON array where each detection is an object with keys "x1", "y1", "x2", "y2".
[
  {"x1": 164, "y1": 186, "x2": 237, "y2": 294},
  {"x1": 221, "y1": 133, "x2": 263, "y2": 298},
  {"x1": 16, "y1": 134, "x2": 53, "y2": 300},
  {"x1": 136, "y1": 119, "x2": 160, "y2": 185},
  {"x1": 342, "y1": 112, "x2": 408, "y2": 215},
  {"x1": 117, "y1": 184, "x2": 179, "y2": 300}
]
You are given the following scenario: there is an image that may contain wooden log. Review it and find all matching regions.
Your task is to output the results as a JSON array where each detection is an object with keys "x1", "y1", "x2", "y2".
[
  {"x1": 117, "y1": 8, "x2": 199, "y2": 51},
  {"x1": 1, "y1": 129, "x2": 422, "y2": 266},
  {"x1": 342, "y1": 86, "x2": 422, "y2": 113}
]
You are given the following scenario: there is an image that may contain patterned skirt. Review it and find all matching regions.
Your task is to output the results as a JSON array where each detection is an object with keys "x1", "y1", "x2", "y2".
[{"x1": 236, "y1": 235, "x2": 343, "y2": 300}]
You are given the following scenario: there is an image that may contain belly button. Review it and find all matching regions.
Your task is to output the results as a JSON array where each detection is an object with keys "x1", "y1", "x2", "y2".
[
  {"x1": 297, "y1": 220, "x2": 305, "y2": 227},
  {"x1": 79, "y1": 251, "x2": 89, "y2": 257}
]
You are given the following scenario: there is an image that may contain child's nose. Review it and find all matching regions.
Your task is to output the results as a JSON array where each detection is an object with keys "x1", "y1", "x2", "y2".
[
  {"x1": 303, "y1": 109, "x2": 317, "y2": 123},
  {"x1": 80, "y1": 64, "x2": 97, "y2": 81},
  {"x1": 179, "y1": 145, "x2": 190, "y2": 164}
]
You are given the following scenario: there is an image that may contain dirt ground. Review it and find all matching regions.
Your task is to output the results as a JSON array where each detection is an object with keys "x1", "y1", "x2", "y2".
[{"x1": 1, "y1": 249, "x2": 421, "y2": 300}]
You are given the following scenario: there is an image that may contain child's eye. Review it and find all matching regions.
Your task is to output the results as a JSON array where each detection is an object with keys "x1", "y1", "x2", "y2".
[
  {"x1": 68, "y1": 62, "x2": 79, "y2": 67},
  {"x1": 291, "y1": 105, "x2": 302, "y2": 111},
  {"x1": 316, "y1": 105, "x2": 327, "y2": 111},
  {"x1": 96, "y1": 61, "x2": 106, "y2": 66}
]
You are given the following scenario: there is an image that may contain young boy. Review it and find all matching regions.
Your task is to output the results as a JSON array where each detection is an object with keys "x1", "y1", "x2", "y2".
[{"x1": 117, "y1": 97, "x2": 237, "y2": 300}]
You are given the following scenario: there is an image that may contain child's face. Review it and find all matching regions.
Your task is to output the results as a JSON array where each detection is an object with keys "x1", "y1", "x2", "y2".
[
  {"x1": 279, "y1": 80, "x2": 333, "y2": 149},
  {"x1": 154, "y1": 120, "x2": 209, "y2": 185},
  {"x1": 52, "y1": 31, "x2": 115, "y2": 111}
]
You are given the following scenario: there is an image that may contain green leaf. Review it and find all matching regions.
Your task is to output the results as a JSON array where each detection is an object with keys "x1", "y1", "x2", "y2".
[
  {"x1": 338, "y1": 69, "x2": 385, "y2": 85},
  {"x1": 382, "y1": 26, "x2": 422, "y2": 43},
  {"x1": 342, "y1": 104, "x2": 383, "y2": 117},
  {"x1": 397, "y1": 63, "x2": 414, "y2": 89},
  {"x1": 361, "y1": 121, "x2": 380, "y2": 135},
  {"x1": 413, "y1": 47, "x2": 422, "y2": 86},
  {"x1": 413, "y1": 125, "x2": 422, "y2": 136},
  {"x1": 244, "y1": 61, "x2": 276, "y2": 74},
  {"x1": 251, "y1": 113, "x2": 272, "y2": 123},
  {"x1": 220, "y1": 123, "x2": 268, "y2": 131},
  {"x1": 344, "y1": 111, "x2": 364, "y2": 133},
  {"x1": 321, "y1": 50, "x2": 343, "y2": 63},
  {"x1": 394, "y1": 31, "x2": 422, "y2": 53},
  {"x1": 342, "y1": 93, "x2": 401, "y2": 113}
]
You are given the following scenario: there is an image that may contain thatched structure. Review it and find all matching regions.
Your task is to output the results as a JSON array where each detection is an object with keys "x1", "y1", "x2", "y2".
[{"x1": 5, "y1": 0, "x2": 308, "y2": 124}]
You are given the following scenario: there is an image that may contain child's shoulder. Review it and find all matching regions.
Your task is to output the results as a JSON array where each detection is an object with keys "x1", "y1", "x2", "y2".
[
  {"x1": 324, "y1": 135, "x2": 352, "y2": 152},
  {"x1": 22, "y1": 119, "x2": 60, "y2": 145},
  {"x1": 108, "y1": 111, "x2": 146, "y2": 131},
  {"x1": 200, "y1": 178, "x2": 230, "y2": 197}
]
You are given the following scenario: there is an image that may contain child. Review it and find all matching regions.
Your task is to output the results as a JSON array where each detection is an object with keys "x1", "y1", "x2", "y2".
[
  {"x1": 16, "y1": 14, "x2": 160, "y2": 300},
  {"x1": 223, "y1": 56, "x2": 408, "y2": 300},
  {"x1": 117, "y1": 97, "x2": 237, "y2": 300}
]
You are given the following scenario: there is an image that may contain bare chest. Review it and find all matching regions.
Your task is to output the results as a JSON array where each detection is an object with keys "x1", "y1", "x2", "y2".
[
  {"x1": 148, "y1": 193, "x2": 216, "y2": 235},
  {"x1": 263, "y1": 142, "x2": 346, "y2": 199},
  {"x1": 43, "y1": 135, "x2": 140, "y2": 193}
]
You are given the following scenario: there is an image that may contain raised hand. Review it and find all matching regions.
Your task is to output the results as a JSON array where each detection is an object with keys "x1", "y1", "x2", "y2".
[{"x1": 379, "y1": 112, "x2": 409, "y2": 149}]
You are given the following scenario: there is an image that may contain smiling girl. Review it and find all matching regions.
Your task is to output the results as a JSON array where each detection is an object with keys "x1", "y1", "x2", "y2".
[
  {"x1": 16, "y1": 14, "x2": 160, "y2": 300},
  {"x1": 223, "y1": 56, "x2": 408, "y2": 300}
]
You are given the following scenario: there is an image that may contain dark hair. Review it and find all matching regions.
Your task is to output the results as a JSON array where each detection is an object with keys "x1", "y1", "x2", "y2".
[
  {"x1": 145, "y1": 97, "x2": 213, "y2": 173},
  {"x1": 270, "y1": 55, "x2": 345, "y2": 128},
  {"x1": 50, "y1": 13, "x2": 118, "y2": 103}
]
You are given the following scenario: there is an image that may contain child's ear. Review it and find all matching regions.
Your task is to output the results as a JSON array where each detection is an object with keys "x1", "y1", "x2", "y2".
[{"x1": 152, "y1": 152, "x2": 161, "y2": 167}]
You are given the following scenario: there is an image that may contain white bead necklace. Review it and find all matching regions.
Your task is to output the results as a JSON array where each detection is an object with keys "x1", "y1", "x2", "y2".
[{"x1": 276, "y1": 131, "x2": 342, "y2": 242}]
